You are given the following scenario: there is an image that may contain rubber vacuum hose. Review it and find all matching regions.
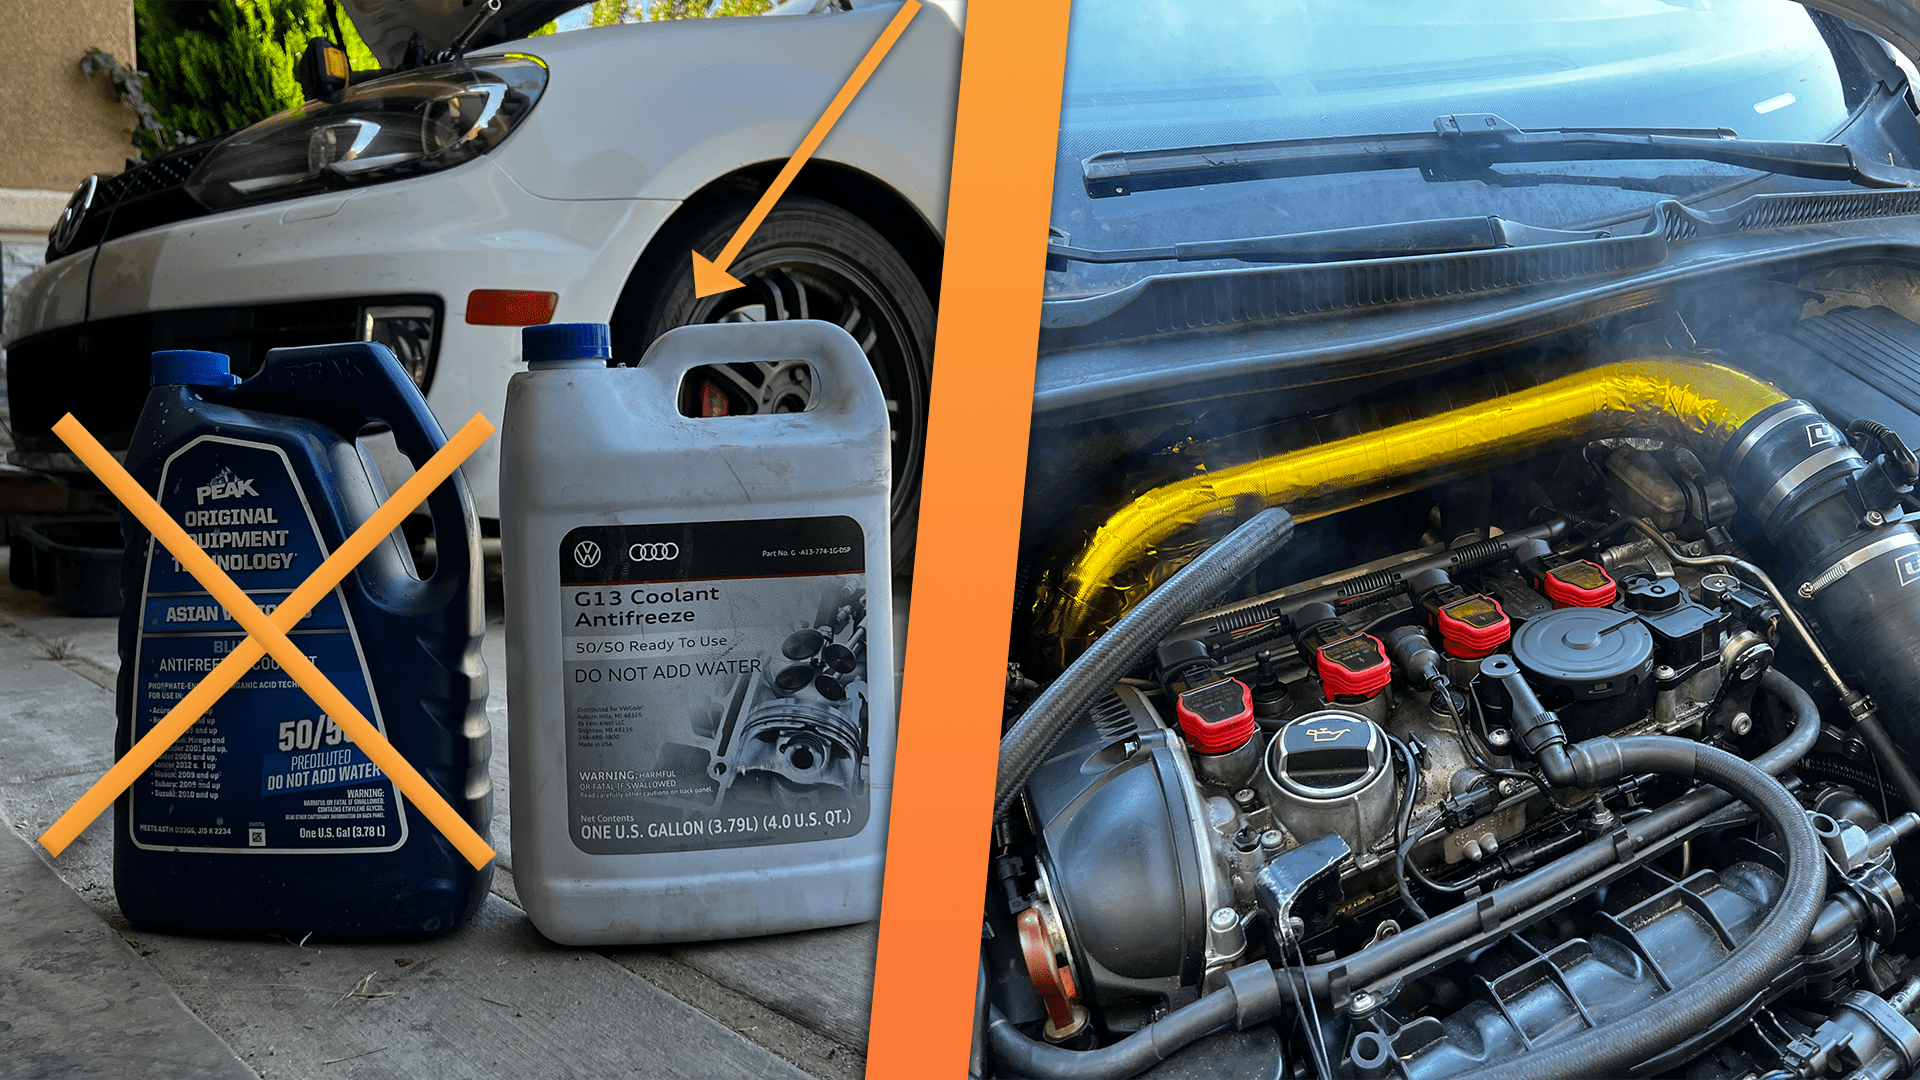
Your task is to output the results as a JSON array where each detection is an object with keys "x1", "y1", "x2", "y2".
[{"x1": 1458, "y1": 736, "x2": 1825, "y2": 1080}]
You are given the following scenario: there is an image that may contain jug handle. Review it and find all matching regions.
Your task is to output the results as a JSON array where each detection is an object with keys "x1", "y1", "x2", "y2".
[
  {"x1": 210, "y1": 342, "x2": 476, "y2": 591},
  {"x1": 631, "y1": 321, "x2": 888, "y2": 429}
]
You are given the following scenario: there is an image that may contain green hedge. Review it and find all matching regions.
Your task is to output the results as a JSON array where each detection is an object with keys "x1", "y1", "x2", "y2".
[{"x1": 134, "y1": 0, "x2": 378, "y2": 147}]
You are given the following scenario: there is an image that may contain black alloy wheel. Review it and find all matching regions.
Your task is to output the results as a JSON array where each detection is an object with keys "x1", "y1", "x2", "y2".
[{"x1": 612, "y1": 196, "x2": 935, "y2": 573}]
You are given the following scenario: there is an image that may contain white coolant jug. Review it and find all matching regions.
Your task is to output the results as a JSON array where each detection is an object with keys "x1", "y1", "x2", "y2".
[{"x1": 500, "y1": 321, "x2": 893, "y2": 944}]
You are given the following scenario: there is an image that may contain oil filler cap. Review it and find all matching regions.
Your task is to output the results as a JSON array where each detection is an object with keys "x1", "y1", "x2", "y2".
[
  {"x1": 1175, "y1": 678, "x2": 1256, "y2": 754},
  {"x1": 1271, "y1": 712, "x2": 1386, "y2": 798},
  {"x1": 1510, "y1": 607, "x2": 1655, "y2": 701}
]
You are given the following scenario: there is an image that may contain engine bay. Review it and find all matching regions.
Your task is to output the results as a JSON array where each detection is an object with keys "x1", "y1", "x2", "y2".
[{"x1": 980, "y1": 270, "x2": 1920, "y2": 1079}]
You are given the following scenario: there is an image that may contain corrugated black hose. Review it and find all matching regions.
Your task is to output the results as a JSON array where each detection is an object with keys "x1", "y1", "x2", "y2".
[{"x1": 992, "y1": 507, "x2": 1296, "y2": 822}]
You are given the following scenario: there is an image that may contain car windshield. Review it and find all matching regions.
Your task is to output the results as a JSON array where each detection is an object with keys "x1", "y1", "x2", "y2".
[{"x1": 1049, "y1": 0, "x2": 1863, "y2": 298}]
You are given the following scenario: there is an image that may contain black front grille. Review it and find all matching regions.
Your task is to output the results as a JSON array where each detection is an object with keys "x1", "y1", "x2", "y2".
[
  {"x1": 48, "y1": 144, "x2": 216, "y2": 260},
  {"x1": 5, "y1": 295, "x2": 441, "y2": 456},
  {"x1": 109, "y1": 148, "x2": 204, "y2": 200}
]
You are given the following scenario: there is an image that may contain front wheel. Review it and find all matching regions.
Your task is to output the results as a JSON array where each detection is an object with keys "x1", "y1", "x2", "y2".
[{"x1": 612, "y1": 196, "x2": 935, "y2": 573}]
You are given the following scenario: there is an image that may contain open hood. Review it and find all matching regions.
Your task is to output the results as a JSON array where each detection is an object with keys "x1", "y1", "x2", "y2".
[
  {"x1": 1802, "y1": 0, "x2": 1920, "y2": 63},
  {"x1": 339, "y1": 0, "x2": 586, "y2": 67}
]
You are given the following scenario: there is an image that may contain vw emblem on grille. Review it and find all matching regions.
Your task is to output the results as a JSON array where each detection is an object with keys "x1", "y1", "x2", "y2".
[
  {"x1": 50, "y1": 174, "x2": 97, "y2": 255},
  {"x1": 573, "y1": 540, "x2": 602, "y2": 568}
]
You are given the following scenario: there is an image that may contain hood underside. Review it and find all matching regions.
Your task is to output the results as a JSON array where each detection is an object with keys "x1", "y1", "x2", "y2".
[
  {"x1": 1802, "y1": 0, "x2": 1920, "y2": 63},
  {"x1": 339, "y1": 0, "x2": 585, "y2": 67}
]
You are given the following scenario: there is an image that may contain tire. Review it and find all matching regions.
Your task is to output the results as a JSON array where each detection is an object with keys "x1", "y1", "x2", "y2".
[{"x1": 611, "y1": 196, "x2": 934, "y2": 574}]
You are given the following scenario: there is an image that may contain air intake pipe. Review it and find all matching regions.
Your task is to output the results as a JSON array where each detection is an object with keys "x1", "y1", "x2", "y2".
[
  {"x1": 1031, "y1": 358, "x2": 1788, "y2": 669},
  {"x1": 1721, "y1": 401, "x2": 1920, "y2": 783}
]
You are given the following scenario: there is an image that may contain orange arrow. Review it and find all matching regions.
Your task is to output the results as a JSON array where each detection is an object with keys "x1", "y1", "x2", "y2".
[{"x1": 691, "y1": 0, "x2": 921, "y2": 297}]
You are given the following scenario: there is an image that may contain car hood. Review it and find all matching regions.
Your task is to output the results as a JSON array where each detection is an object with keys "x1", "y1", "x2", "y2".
[
  {"x1": 332, "y1": 2, "x2": 1903, "y2": 96},
  {"x1": 339, "y1": 0, "x2": 584, "y2": 67},
  {"x1": 1803, "y1": 0, "x2": 1920, "y2": 62},
  {"x1": 336, "y1": 0, "x2": 958, "y2": 66}
]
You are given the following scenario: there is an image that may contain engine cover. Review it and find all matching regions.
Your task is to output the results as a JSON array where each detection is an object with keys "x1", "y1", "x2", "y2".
[{"x1": 1020, "y1": 686, "x2": 1238, "y2": 1020}]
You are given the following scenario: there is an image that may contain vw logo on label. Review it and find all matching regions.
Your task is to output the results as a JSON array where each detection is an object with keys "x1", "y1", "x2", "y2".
[
  {"x1": 573, "y1": 541, "x2": 602, "y2": 568},
  {"x1": 628, "y1": 542, "x2": 679, "y2": 562}
]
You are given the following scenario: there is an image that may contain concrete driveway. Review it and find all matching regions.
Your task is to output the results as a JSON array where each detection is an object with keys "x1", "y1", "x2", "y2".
[{"x1": 0, "y1": 550, "x2": 882, "y2": 1080}]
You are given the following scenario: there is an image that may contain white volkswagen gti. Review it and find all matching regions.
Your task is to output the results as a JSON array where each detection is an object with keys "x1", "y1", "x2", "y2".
[{"x1": 3, "y1": 0, "x2": 960, "y2": 564}]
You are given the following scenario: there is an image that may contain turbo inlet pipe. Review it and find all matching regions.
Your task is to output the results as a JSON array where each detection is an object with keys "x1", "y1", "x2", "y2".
[
  {"x1": 1031, "y1": 357, "x2": 1787, "y2": 668},
  {"x1": 1720, "y1": 400, "x2": 1920, "y2": 805}
]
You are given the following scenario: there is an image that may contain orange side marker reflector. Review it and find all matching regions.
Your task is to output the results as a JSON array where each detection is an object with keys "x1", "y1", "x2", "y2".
[{"x1": 466, "y1": 289, "x2": 558, "y2": 326}]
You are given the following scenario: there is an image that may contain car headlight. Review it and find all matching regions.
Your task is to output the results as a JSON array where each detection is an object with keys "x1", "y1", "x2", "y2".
[{"x1": 185, "y1": 54, "x2": 547, "y2": 212}]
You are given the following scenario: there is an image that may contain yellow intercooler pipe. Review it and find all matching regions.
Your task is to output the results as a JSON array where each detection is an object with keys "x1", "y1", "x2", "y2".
[{"x1": 1030, "y1": 357, "x2": 1787, "y2": 668}]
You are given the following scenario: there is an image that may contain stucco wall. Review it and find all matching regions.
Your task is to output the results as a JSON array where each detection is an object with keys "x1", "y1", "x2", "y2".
[{"x1": 0, "y1": 0, "x2": 136, "y2": 197}]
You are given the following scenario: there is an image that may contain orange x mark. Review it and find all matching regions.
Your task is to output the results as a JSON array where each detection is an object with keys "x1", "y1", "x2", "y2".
[{"x1": 38, "y1": 412, "x2": 498, "y2": 870}]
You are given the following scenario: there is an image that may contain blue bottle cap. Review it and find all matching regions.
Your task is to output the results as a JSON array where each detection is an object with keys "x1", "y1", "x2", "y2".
[
  {"x1": 523, "y1": 322, "x2": 612, "y2": 363},
  {"x1": 151, "y1": 350, "x2": 240, "y2": 387}
]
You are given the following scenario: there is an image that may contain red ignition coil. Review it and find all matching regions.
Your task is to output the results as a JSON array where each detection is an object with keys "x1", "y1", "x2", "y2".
[
  {"x1": 1435, "y1": 593, "x2": 1511, "y2": 659},
  {"x1": 1541, "y1": 559, "x2": 1618, "y2": 608},
  {"x1": 1314, "y1": 633, "x2": 1392, "y2": 703},
  {"x1": 1514, "y1": 538, "x2": 1620, "y2": 608},
  {"x1": 1175, "y1": 678, "x2": 1257, "y2": 753}
]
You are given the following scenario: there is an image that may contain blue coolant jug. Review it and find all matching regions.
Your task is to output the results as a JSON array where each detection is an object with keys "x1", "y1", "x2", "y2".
[{"x1": 113, "y1": 344, "x2": 491, "y2": 936}]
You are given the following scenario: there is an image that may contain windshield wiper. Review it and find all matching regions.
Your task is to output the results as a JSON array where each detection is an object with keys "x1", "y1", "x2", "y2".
[
  {"x1": 1047, "y1": 215, "x2": 1609, "y2": 267},
  {"x1": 1083, "y1": 113, "x2": 1920, "y2": 198}
]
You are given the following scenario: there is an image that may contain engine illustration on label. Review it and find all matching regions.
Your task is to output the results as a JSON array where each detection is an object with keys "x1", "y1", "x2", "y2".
[
  {"x1": 131, "y1": 437, "x2": 404, "y2": 854},
  {"x1": 559, "y1": 516, "x2": 871, "y2": 854}
]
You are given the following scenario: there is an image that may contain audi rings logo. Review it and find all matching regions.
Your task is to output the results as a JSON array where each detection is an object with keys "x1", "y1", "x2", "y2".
[
  {"x1": 572, "y1": 541, "x2": 602, "y2": 568},
  {"x1": 628, "y1": 542, "x2": 680, "y2": 562}
]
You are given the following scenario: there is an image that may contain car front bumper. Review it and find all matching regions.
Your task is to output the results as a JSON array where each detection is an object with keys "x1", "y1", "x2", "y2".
[{"x1": 6, "y1": 158, "x2": 677, "y2": 518}]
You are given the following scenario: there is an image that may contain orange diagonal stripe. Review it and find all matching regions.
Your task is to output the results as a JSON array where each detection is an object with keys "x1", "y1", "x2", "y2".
[
  {"x1": 865, "y1": 2, "x2": 1070, "y2": 1074},
  {"x1": 38, "y1": 413, "x2": 497, "y2": 869}
]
